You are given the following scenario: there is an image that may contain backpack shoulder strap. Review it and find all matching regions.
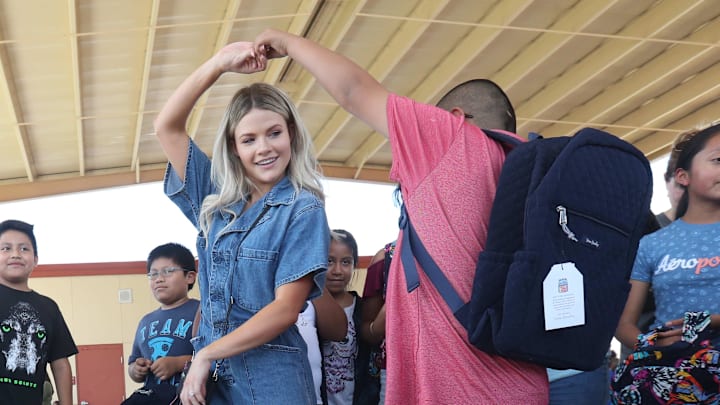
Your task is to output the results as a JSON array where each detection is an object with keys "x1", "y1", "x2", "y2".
[
  {"x1": 399, "y1": 205, "x2": 464, "y2": 312},
  {"x1": 482, "y1": 129, "x2": 524, "y2": 147}
]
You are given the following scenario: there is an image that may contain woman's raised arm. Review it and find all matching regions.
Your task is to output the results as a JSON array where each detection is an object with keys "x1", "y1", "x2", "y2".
[{"x1": 154, "y1": 42, "x2": 266, "y2": 181}]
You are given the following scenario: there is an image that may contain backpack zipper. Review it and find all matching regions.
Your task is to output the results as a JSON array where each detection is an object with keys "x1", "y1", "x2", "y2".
[
  {"x1": 556, "y1": 206, "x2": 579, "y2": 242},
  {"x1": 556, "y1": 205, "x2": 629, "y2": 238}
]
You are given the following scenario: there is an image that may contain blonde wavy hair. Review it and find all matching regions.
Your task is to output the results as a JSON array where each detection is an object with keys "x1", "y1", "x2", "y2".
[{"x1": 199, "y1": 83, "x2": 324, "y2": 234}]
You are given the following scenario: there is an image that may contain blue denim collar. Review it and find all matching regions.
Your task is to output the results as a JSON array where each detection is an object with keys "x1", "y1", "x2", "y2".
[
  {"x1": 262, "y1": 176, "x2": 297, "y2": 207},
  {"x1": 219, "y1": 176, "x2": 296, "y2": 222}
]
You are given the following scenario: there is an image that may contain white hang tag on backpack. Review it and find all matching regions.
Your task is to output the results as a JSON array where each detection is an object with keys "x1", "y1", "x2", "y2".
[{"x1": 543, "y1": 262, "x2": 585, "y2": 330}]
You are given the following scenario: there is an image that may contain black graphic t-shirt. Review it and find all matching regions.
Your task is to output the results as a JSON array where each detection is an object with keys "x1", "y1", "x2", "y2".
[{"x1": 0, "y1": 284, "x2": 78, "y2": 405}]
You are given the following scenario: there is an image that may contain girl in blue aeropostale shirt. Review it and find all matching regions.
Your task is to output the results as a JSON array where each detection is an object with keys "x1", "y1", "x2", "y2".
[
  {"x1": 615, "y1": 123, "x2": 720, "y2": 401},
  {"x1": 155, "y1": 42, "x2": 329, "y2": 405}
]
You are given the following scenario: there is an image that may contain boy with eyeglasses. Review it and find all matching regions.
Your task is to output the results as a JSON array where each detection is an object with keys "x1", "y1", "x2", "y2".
[
  {"x1": 124, "y1": 243, "x2": 199, "y2": 405},
  {"x1": 0, "y1": 219, "x2": 77, "y2": 405}
]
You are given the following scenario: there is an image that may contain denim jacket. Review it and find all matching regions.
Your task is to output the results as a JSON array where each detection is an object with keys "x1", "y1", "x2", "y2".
[{"x1": 164, "y1": 140, "x2": 330, "y2": 404}]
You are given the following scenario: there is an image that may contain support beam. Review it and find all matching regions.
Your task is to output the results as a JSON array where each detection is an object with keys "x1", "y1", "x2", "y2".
[
  {"x1": 0, "y1": 162, "x2": 392, "y2": 202},
  {"x1": 262, "y1": 0, "x2": 319, "y2": 86},
  {"x1": 321, "y1": 164, "x2": 390, "y2": 184},
  {"x1": 130, "y1": 0, "x2": 160, "y2": 170},
  {"x1": 288, "y1": 0, "x2": 367, "y2": 105},
  {"x1": 0, "y1": 167, "x2": 167, "y2": 202},
  {"x1": 0, "y1": 39, "x2": 34, "y2": 181},
  {"x1": 68, "y1": 0, "x2": 85, "y2": 175},
  {"x1": 347, "y1": 135, "x2": 386, "y2": 178}
]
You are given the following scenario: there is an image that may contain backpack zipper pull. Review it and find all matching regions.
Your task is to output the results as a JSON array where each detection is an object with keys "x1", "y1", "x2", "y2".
[{"x1": 556, "y1": 206, "x2": 579, "y2": 242}]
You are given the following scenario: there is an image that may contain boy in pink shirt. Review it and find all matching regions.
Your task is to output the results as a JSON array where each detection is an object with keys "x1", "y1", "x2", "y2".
[{"x1": 253, "y1": 30, "x2": 549, "y2": 404}]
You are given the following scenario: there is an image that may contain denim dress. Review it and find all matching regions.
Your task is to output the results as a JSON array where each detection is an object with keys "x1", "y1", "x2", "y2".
[{"x1": 164, "y1": 140, "x2": 330, "y2": 404}]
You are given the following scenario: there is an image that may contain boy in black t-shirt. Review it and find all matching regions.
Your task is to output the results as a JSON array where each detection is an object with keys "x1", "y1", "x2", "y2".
[{"x1": 0, "y1": 219, "x2": 77, "y2": 405}]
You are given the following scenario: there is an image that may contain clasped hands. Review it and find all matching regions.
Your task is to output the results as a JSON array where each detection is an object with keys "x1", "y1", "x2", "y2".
[
  {"x1": 132, "y1": 356, "x2": 184, "y2": 381},
  {"x1": 214, "y1": 29, "x2": 292, "y2": 75}
]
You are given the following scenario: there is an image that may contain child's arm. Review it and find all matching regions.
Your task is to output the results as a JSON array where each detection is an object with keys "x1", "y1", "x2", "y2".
[
  {"x1": 49, "y1": 357, "x2": 73, "y2": 405},
  {"x1": 359, "y1": 248, "x2": 386, "y2": 344},
  {"x1": 154, "y1": 41, "x2": 266, "y2": 181},
  {"x1": 615, "y1": 280, "x2": 650, "y2": 348},
  {"x1": 179, "y1": 275, "x2": 313, "y2": 403},
  {"x1": 312, "y1": 286, "x2": 348, "y2": 341},
  {"x1": 128, "y1": 357, "x2": 152, "y2": 383},
  {"x1": 255, "y1": 29, "x2": 390, "y2": 137},
  {"x1": 361, "y1": 301, "x2": 386, "y2": 345},
  {"x1": 150, "y1": 355, "x2": 193, "y2": 380}
]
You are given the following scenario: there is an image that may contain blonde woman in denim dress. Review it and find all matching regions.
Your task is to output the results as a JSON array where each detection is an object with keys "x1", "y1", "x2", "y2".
[{"x1": 155, "y1": 42, "x2": 329, "y2": 405}]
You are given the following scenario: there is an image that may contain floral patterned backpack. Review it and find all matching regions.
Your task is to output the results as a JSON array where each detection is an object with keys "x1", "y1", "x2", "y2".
[{"x1": 612, "y1": 311, "x2": 720, "y2": 404}]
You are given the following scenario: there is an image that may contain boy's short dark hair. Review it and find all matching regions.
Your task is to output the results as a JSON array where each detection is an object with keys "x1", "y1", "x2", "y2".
[
  {"x1": 146, "y1": 243, "x2": 196, "y2": 291},
  {"x1": 331, "y1": 229, "x2": 358, "y2": 267},
  {"x1": 436, "y1": 79, "x2": 516, "y2": 133},
  {"x1": 0, "y1": 220, "x2": 38, "y2": 257}
]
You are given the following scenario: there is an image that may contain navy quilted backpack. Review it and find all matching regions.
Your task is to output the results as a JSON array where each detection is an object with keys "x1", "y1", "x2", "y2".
[{"x1": 400, "y1": 128, "x2": 653, "y2": 370}]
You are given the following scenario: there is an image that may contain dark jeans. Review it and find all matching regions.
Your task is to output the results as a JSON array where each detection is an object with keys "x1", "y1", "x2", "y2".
[
  {"x1": 121, "y1": 384, "x2": 177, "y2": 405},
  {"x1": 549, "y1": 366, "x2": 610, "y2": 405}
]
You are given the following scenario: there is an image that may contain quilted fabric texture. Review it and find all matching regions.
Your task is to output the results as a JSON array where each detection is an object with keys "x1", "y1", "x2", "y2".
[{"x1": 465, "y1": 128, "x2": 653, "y2": 370}]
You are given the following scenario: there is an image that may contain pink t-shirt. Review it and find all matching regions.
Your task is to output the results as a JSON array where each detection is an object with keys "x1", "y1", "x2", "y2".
[{"x1": 385, "y1": 94, "x2": 548, "y2": 404}]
